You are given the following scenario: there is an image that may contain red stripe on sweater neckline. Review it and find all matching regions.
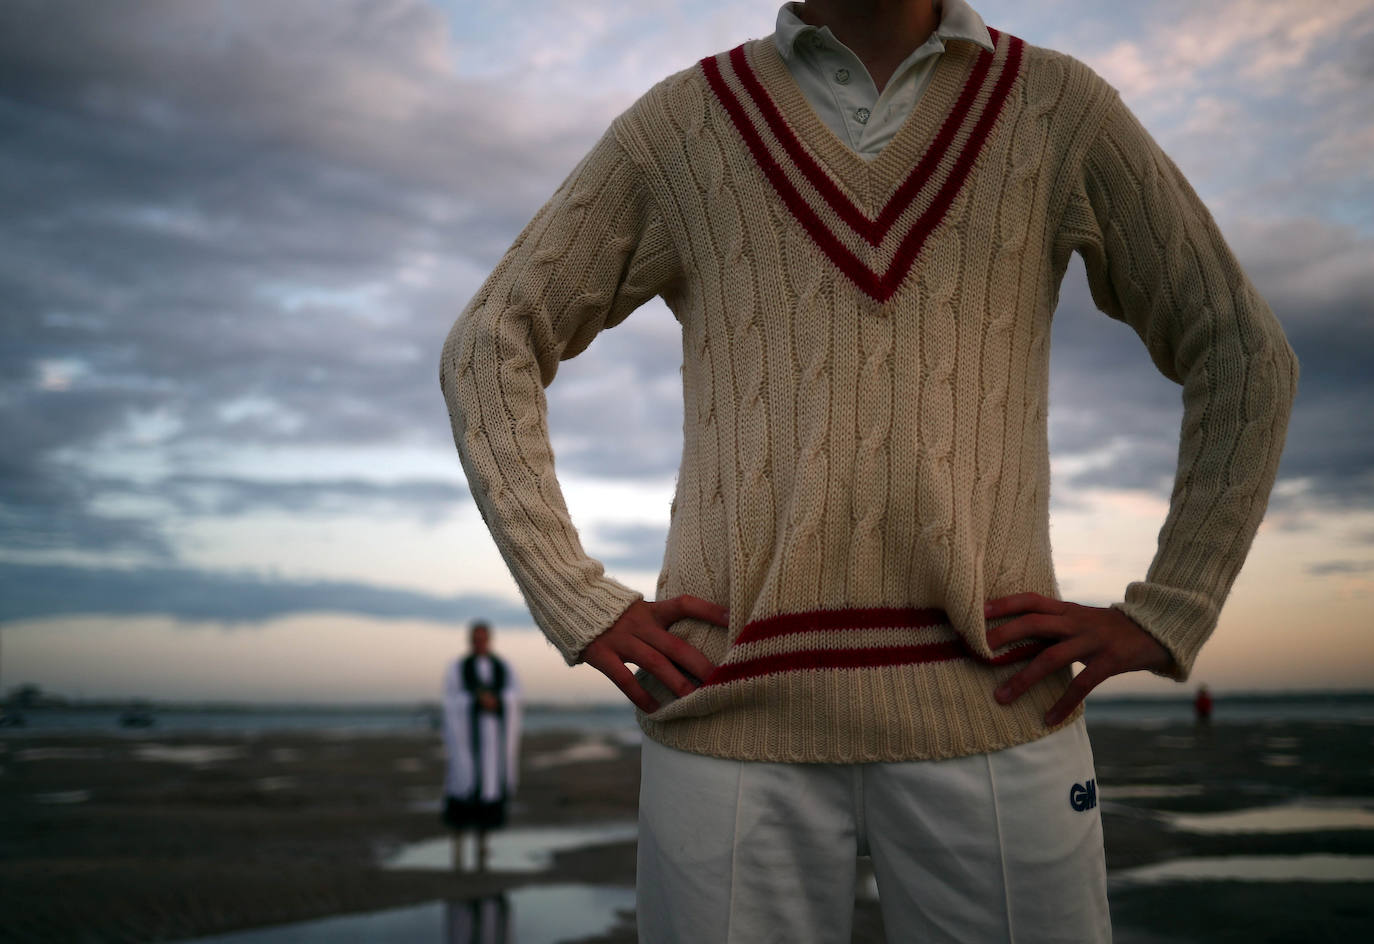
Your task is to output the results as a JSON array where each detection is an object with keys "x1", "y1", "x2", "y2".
[
  {"x1": 698, "y1": 29, "x2": 1024, "y2": 302},
  {"x1": 725, "y1": 41, "x2": 994, "y2": 247}
]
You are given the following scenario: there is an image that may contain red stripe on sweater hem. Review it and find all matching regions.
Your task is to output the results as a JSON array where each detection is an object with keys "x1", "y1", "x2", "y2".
[
  {"x1": 702, "y1": 638, "x2": 1043, "y2": 687},
  {"x1": 732, "y1": 605, "x2": 951, "y2": 646}
]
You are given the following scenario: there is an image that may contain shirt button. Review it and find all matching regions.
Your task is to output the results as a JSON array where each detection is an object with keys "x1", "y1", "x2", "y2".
[
  {"x1": 834, "y1": 68, "x2": 850, "y2": 84},
  {"x1": 808, "y1": 33, "x2": 824, "y2": 49},
  {"x1": 854, "y1": 107, "x2": 871, "y2": 125}
]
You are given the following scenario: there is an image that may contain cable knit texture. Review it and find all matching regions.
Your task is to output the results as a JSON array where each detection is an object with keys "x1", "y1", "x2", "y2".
[{"x1": 440, "y1": 31, "x2": 1298, "y2": 762}]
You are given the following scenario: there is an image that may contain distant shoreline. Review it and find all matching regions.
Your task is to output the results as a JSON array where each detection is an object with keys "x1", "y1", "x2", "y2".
[
  {"x1": 10, "y1": 689, "x2": 1373, "y2": 712},
  {"x1": 4, "y1": 690, "x2": 1372, "y2": 738}
]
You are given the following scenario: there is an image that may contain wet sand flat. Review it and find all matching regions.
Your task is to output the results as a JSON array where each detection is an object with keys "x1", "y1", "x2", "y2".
[{"x1": 2, "y1": 720, "x2": 1372, "y2": 942}]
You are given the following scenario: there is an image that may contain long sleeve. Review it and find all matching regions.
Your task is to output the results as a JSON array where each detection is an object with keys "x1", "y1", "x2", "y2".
[
  {"x1": 1056, "y1": 91, "x2": 1299, "y2": 678},
  {"x1": 439, "y1": 123, "x2": 682, "y2": 664}
]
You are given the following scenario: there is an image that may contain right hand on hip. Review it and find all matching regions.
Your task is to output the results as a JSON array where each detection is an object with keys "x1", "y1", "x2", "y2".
[{"x1": 581, "y1": 595, "x2": 728, "y2": 712}]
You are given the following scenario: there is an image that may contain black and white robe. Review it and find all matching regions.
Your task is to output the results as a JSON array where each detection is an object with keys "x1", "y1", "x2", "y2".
[{"x1": 441, "y1": 653, "x2": 520, "y2": 829}]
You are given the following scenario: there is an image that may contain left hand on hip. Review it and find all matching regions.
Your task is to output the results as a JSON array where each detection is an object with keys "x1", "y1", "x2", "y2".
[{"x1": 984, "y1": 592, "x2": 1173, "y2": 726}]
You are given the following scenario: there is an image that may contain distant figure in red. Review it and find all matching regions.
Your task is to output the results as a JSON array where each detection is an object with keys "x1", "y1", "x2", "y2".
[{"x1": 1194, "y1": 685, "x2": 1214, "y2": 725}]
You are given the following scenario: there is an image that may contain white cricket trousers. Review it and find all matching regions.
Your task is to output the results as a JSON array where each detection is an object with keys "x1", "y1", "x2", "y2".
[{"x1": 637, "y1": 718, "x2": 1110, "y2": 943}]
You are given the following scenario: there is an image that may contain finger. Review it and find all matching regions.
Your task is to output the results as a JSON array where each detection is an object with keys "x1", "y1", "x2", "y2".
[
  {"x1": 624, "y1": 637, "x2": 697, "y2": 699},
  {"x1": 984, "y1": 592, "x2": 1064, "y2": 620},
  {"x1": 585, "y1": 648, "x2": 660, "y2": 713},
  {"x1": 994, "y1": 635, "x2": 1096, "y2": 705},
  {"x1": 1045, "y1": 659, "x2": 1115, "y2": 726},
  {"x1": 649, "y1": 627, "x2": 716, "y2": 682},
  {"x1": 986, "y1": 612, "x2": 1074, "y2": 649},
  {"x1": 651, "y1": 594, "x2": 731, "y2": 628}
]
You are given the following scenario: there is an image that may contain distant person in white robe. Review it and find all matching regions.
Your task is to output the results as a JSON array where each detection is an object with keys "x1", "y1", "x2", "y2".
[{"x1": 441, "y1": 620, "x2": 521, "y2": 870}]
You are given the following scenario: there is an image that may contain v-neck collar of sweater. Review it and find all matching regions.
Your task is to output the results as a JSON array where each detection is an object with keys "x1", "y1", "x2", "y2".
[
  {"x1": 700, "y1": 28, "x2": 1024, "y2": 301},
  {"x1": 748, "y1": 33, "x2": 995, "y2": 195}
]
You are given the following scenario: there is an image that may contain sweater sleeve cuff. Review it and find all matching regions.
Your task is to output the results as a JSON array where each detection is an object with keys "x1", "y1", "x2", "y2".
[
  {"x1": 534, "y1": 578, "x2": 644, "y2": 666},
  {"x1": 1112, "y1": 581, "x2": 1219, "y2": 682}
]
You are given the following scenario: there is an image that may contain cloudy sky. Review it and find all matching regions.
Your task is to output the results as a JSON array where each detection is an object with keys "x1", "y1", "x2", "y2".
[{"x1": 2, "y1": 0, "x2": 1371, "y2": 705}]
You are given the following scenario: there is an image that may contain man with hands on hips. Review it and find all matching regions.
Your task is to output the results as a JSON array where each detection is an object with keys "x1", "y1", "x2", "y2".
[{"x1": 441, "y1": 1, "x2": 1296, "y2": 940}]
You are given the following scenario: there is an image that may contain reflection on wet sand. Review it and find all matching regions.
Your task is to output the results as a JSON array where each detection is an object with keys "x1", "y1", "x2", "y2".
[
  {"x1": 384, "y1": 822, "x2": 639, "y2": 873},
  {"x1": 173, "y1": 885, "x2": 635, "y2": 943},
  {"x1": 446, "y1": 895, "x2": 512, "y2": 944},
  {"x1": 1165, "y1": 801, "x2": 1374, "y2": 834},
  {"x1": 1113, "y1": 853, "x2": 1374, "y2": 884}
]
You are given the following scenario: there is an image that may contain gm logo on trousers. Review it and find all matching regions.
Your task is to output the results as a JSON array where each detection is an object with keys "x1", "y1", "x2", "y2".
[{"x1": 1069, "y1": 779, "x2": 1097, "y2": 812}]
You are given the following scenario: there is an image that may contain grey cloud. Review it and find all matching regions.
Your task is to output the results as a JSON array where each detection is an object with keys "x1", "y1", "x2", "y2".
[
  {"x1": 1039, "y1": 6, "x2": 1374, "y2": 510},
  {"x1": 1, "y1": 0, "x2": 608, "y2": 563},
  {"x1": 2, "y1": 0, "x2": 1371, "y2": 627},
  {"x1": 590, "y1": 521, "x2": 671, "y2": 572},
  {"x1": 1226, "y1": 222, "x2": 1374, "y2": 508},
  {"x1": 0, "y1": 561, "x2": 531, "y2": 626},
  {"x1": 546, "y1": 305, "x2": 687, "y2": 480},
  {"x1": 1047, "y1": 264, "x2": 1199, "y2": 496},
  {"x1": 1045, "y1": 223, "x2": 1374, "y2": 510},
  {"x1": 0, "y1": 498, "x2": 173, "y2": 559},
  {"x1": 1, "y1": 417, "x2": 175, "y2": 559},
  {"x1": 148, "y1": 475, "x2": 469, "y2": 517},
  {"x1": 0, "y1": 0, "x2": 598, "y2": 209},
  {"x1": 1357, "y1": 35, "x2": 1374, "y2": 80}
]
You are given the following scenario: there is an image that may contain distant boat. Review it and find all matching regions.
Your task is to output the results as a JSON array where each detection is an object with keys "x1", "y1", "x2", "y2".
[
  {"x1": 119, "y1": 709, "x2": 155, "y2": 728},
  {"x1": 0, "y1": 710, "x2": 25, "y2": 728}
]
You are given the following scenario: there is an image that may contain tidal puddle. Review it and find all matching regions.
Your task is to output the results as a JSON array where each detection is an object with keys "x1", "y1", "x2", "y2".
[
  {"x1": 173, "y1": 884, "x2": 635, "y2": 943},
  {"x1": 383, "y1": 822, "x2": 638, "y2": 873},
  {"x1": 134, "y1": 744, "x2": 244, "y2": 765},
  {"x1": 526, "y1": 739, "x2": 619, "y2": 770},
  {"x1": 34, "y1": 789, "x2": 92, "y2": 804},
  {"x1": 1114, "y1": 854, "x2": 1374, "y2": 884},
  {"x1": 1165, "y1": 801, "x2": 1374, "y2": 834},
  {"x1": 17, "y1": 747, "x2": 106, "y2": 762}
]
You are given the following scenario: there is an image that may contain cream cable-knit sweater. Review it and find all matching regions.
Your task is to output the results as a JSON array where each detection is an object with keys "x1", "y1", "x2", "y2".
[{"x1": 440, "y1": 30, "x2": 1298, "y2": 762}]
